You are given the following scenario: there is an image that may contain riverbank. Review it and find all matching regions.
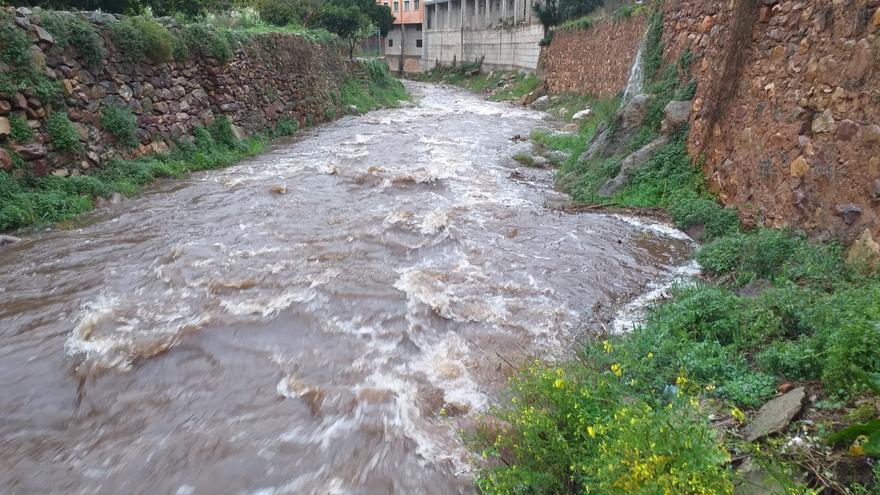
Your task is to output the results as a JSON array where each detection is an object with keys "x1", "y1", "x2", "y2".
[
  {"x1": 0, "y1": 58, "x2": 405, "y2": 232},
  {"x1": 422, "y1": 18, "x2": 880, "y2": 495}
]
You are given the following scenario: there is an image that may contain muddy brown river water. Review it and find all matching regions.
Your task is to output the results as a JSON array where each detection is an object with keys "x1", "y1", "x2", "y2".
[{"x1": 0, "y1": 82, "x2": 693, "y2": 494}]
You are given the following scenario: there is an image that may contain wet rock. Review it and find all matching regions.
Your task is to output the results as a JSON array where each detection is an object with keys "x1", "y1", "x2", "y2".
[
  {"x1": 789, "y1": 156, "x2": 809, "y2": 177},
  {"x1": 530, "y1": 95, "x2": 550, "y2": 110},
  {"x1": 699, "y1": 15, "x2": 714, "y2": 33},
  {"x1": 744, "y1": 387, "x2": 805, "y2": 441},
  {"x1": 531, "y1": 155, "x2": 550, "y2": 168},
  {"x1": 31, "y1": 24, "x2": 54, "y2": 45},
  {"x1": 546, "y1": 150, "x2": 571, "y2": 164},
  {"x1": 562, "y1": 122, "x2": 579, "y2": 133},
  {"x1": 571, "y1": 108, "x2": 592, "y2": 120},
  {"x1": 0, "y1": 147, "x2": 11, "y2": 170},
  {"x1": 846, "y1": 39, "x2": 872, "y2": 80},
  {"x1": 737, "y1": 279, "x2": 772, "y2": 298},
  {"x1": 874, "y1": 7, "x2": 880, "y2": 29},
  {"x1": 835, "y1": 203, "x2": 862, "y2": 225},
  {"x1": 847, "y1": 229, "x2": 880, "y2": 269},
  {"x1": 734, "y1": 457, "x2": 786, "y2": 495},
  {"x1": 685, "y1": 224, "x2": 705, "y2": 242},
  {"x1": 811, "y1": 109, "x2": 834, "y2": 133},
  {"x1": 0, "y1": 116, "x2": 10, "y2": 137},
  {"x1": 13, "y1": 143, "x2": 46, "y2": 160},
  {"x1": 347, "y1": 104, "x2": 360, "y2": 115},
  {"x1": 622, "y1": 94, "x2": 650, "y2": 129},
  {"x1": 836, "y1": 119, "x2": 859, "y2": 141},
  {"x1": 0, "y1": 234, "x2": 21, "y2": 247},
  {"x1": 599, "y1": 135, "x2": 670, "y2": 197},
  {"x1": 578, "y1": 122, "x2": 611, "y2": 162},
  {"x1": 863, "y1": 124, "x2": 880, "y2": 146},
  {"x1": 661, "y1": 100, "x2": 692, "y2": 133}
]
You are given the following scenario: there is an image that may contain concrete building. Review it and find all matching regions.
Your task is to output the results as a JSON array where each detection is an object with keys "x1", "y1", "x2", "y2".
[
  {"x1": 378, "y1": 0, "x2": 425, "y2": 73},
  {"x1": 421, "y1": 0, "x2": 544, "y2": 72}
]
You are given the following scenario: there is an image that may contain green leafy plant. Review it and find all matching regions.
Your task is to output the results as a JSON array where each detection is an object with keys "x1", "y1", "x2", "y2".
[
  {"x1": 130, "y1": 16, "x2": 174, "y2": 63},
  {"x1": 109, "y1": 18, "x2": 146, "y2": 62},
  {"x1": 38, "y1": 12, "x2": 105, "y2": 67},
  {"x1": 181, "y1": 23, "x2": 233, "y2": 63},
  {"x1": 46, "y1": 112, "x2": 82, "y2": 154},
  {"x1": 474, "y1": 362, "x2": 733, "y2": 494},
  {"x1": 827, "y1": 369, "x2": 880, "y2": 456},
  {"x1": 0, "y1": 20, "x2": 33, "y2": 68},
  {"x1": 101, "y1": 104, "x2": 139, "y2": 148},
  {"x1": 273, "y1": 117, "x2": 299, "y2": 136},
  {"x1": 8, "y1": 114, "x2": 32, "y2": 143}
]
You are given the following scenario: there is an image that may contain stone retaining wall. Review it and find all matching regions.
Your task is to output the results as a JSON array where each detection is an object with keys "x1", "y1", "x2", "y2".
[
  {"x1": 539, "y1": 14, "x2": 647, "y2": 97},
  {"x1": 662, "y1": 0, "x2": 880, "y2": 244},
  {"x1": 0, "y1": 7, "x2": 352, "y2": 178}
]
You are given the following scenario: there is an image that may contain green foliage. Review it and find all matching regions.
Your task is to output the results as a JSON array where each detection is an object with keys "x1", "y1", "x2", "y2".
[
  {"x1": 38, "y1": 12, "x2": 105, "y2": 67},
  {"x1": 643, "y1": 8, "x2": 664, "y2": 83},
  {"x1": 474, "y1": 362, "x2": 733, "y2": 494},
  {"x1": 8, "y1": 114, "x2": 32, "y2": 143},
  {"x1": 46, "y1": 112, "x2": 82, "y2": 153},
  {"x1": 273, "y1": 117, "x2": 299, "y2": 136},
  {"x1": 316, "y1": 3, "x2": 371, "y2": 59},
  {"x1": 0, "y1": 121, "x2": 265, "y2": 232},
  {"x1": 557, "y1": 14, "x2": 594, "y2": 32},
  {"x1": 33, "y1": 76, "x2": 63, "y2": 108},
  {"x1": 207, "y1": 115, "x2": 237, "y2": 148},
  {"x1": 0, "y1": 20, "x2": 33, "y2": 68},
  {"x1": 530, "y1": 0, "x2": 603, "y2": 30},
  {"x1": 696, "y1": 229, "x2": 846, "y2": 286},
  {"x1": 340, "y1": 60, "x2": 406, "y2": 112},
  {"x1": 101, "y1": 104, "x2": 139, "y2": 148},
  {"x1": 181, "y1": 23, "x2": 233, "y2": 63},
  {"x1": 828, "y1": 370, "x2": 880, "y2": 456},
  {"x1": 130, "y1": 16, "x2": 174, "y2": 63},
  {"x1": 109, "y1": 18, "x2": 146, "y2": 62}
]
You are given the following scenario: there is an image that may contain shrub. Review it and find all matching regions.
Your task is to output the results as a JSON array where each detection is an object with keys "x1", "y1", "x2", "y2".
[
  {"x1": 0, "y1": 169, "x2": 22, "y2": 200},
  {"x1": 257, "y1": 0, "x2": 302, "y2": 26},
  {"x1": 207, "y1": 115, "x2": 237, "y2": 148},
  {"x1": 274, "y1": 117, "x2": 299, "y2": 136},
  {"x1": 38, "y1": 12, "x2": 105, "y2": 67},
  {"x1": 33, "y1": 76, "x2": 63, "y2": 108},
  {"x1": 130, "y1": 16, "x2": 174, "y2": 63},
  {"x1": 181, "y1": 23, "x2": 233, "y2": 63},
  {"x1": 109, "y1": 18, "x2": 146, "y2": 62},
  {"x1": 101, "y1": 104, "x2": 139, "y2": 148},
  {"x1": 0, "y1": 21, "x2": 33, "y2": 69},
  {"x1": 474, "y1": 362, "x2": 733, "y2": 494},
  {"x1": 46, "y1": 112, "x2": 82, "y2": 153},
  {"x1": 8, "y1": 114, "x2": 32, "y2": 143}
]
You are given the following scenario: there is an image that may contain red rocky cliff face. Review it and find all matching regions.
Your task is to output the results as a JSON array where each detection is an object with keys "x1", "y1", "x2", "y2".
[{"x1": 664, "y1": 0, "x2": 880, "y2": 246}]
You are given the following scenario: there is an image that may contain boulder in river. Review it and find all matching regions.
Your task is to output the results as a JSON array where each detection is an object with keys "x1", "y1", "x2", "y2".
[
  {"x1": 0, "y1": 234, "x2": 21, "y2": 247},
  {"x1": 530, "y1": 95, "x2": 550, "y2": 110}
]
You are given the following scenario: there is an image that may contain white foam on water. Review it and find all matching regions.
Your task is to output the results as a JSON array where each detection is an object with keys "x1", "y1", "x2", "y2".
[
  {"x1": 610, "y1": 260, "x2": 701, "y2": 334},
  {"x1": 220, "y1": 289, "x2": 315, "y2": 317},
  {"x1": 411, "y1": 334, "x2": 488, "y2": 413},
  {"x1": 611, "y1": 214, "x2": 695, "y2": 242},
  {"x1": 65, "y1": 295, "x2": 210, "y2": 371},
  {"x1": 419, "y1": 210, "x2": 449, "y2": 235}
]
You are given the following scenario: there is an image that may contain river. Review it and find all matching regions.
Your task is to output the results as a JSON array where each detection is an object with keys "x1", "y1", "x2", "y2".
[{"x1": 0, "y1": 82, "x2": 692, "y2": 494}]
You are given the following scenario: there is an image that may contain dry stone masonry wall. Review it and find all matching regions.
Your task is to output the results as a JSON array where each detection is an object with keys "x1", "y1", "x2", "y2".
[
  {"x1": 662, "y1": 0, "x2": 880, "y2": 244},
  {"x1": 539, "y1": 14, "x2": 647, "y2": 97},
  {"x1": 0, "y1": 7, "x2": 352, "y2": 178}
]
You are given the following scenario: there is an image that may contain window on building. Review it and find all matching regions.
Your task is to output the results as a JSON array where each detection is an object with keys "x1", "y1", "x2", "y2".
[
  {"x1": 414, "y1": 0, "x2": 419, "y2": 9},
  {"x1": 404, "y1": 0, "x2": 409, "y2": 10},
  {"x1": 388, "y1": 38, "x2": 393, "y2": 47},
  {"x1": 416, "y1": 24, "x2": 422, "y2": 31},
  {"x1": 393, "y1": 1, "x2": 398, "y2": 10},
  {"x1": 416, "y1": 39, "x2": 422, "y2": 47}
]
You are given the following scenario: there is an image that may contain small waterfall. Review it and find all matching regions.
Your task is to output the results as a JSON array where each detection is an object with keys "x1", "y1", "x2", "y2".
[{"x1": 622, "y1": 32, "x2": 647, "y2": 103}]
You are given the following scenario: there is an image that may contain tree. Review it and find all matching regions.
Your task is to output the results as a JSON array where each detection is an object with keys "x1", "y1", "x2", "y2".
[{"x1": 316, "y1": 4, "x2": 372, "y2": 60}]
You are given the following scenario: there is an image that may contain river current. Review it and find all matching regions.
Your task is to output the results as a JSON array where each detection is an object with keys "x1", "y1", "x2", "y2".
[{"x1": 0, "y1": 82, "x2": 691, "y2": 494}]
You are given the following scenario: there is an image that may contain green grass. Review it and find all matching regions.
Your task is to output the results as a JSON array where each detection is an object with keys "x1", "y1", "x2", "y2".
[
  {"x1": 340, "y1": 60, "x2": 407, "y2": 113},
  {"x1": 9, "y1": 114, "x2": 32, "y2": 143},
  {"x1": 38, "y1": 11, "x2": 105, "y2": 67},
  {"x1": 101, "y1": 104, "x2": 139, "y2": 148},
  {"x1": 414, "y1": 63, "x2": 540, "y2": 102},
  {"x1": 46, "y1": 112, "x2": 82, "y2": 154}
]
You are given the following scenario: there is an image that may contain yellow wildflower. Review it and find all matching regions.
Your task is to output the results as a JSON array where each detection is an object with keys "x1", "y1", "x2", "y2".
[
  {"x1": 554, "y1": 378, "x2": 565, "y2": 389},
  {"x1": 646, "y1": 352, "x2": 654, "y2": 359},
  {"x1": 587, "y1": 426, "x2": 596, "y2": 438},
  {"x1": 611, "y1": 363, "x2": 622, "y2": 377},
  {"x1": 731, "y1": 407, "x2": 746, "y2": 424},
  {"x1": 603, "y1": 340, "x2": 613, "y2": 353}
]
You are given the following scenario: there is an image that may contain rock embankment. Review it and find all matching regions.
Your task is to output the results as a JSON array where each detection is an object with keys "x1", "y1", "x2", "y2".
[{"x1": 0, "y1": 7, "x2": 352, "y2": 178}]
